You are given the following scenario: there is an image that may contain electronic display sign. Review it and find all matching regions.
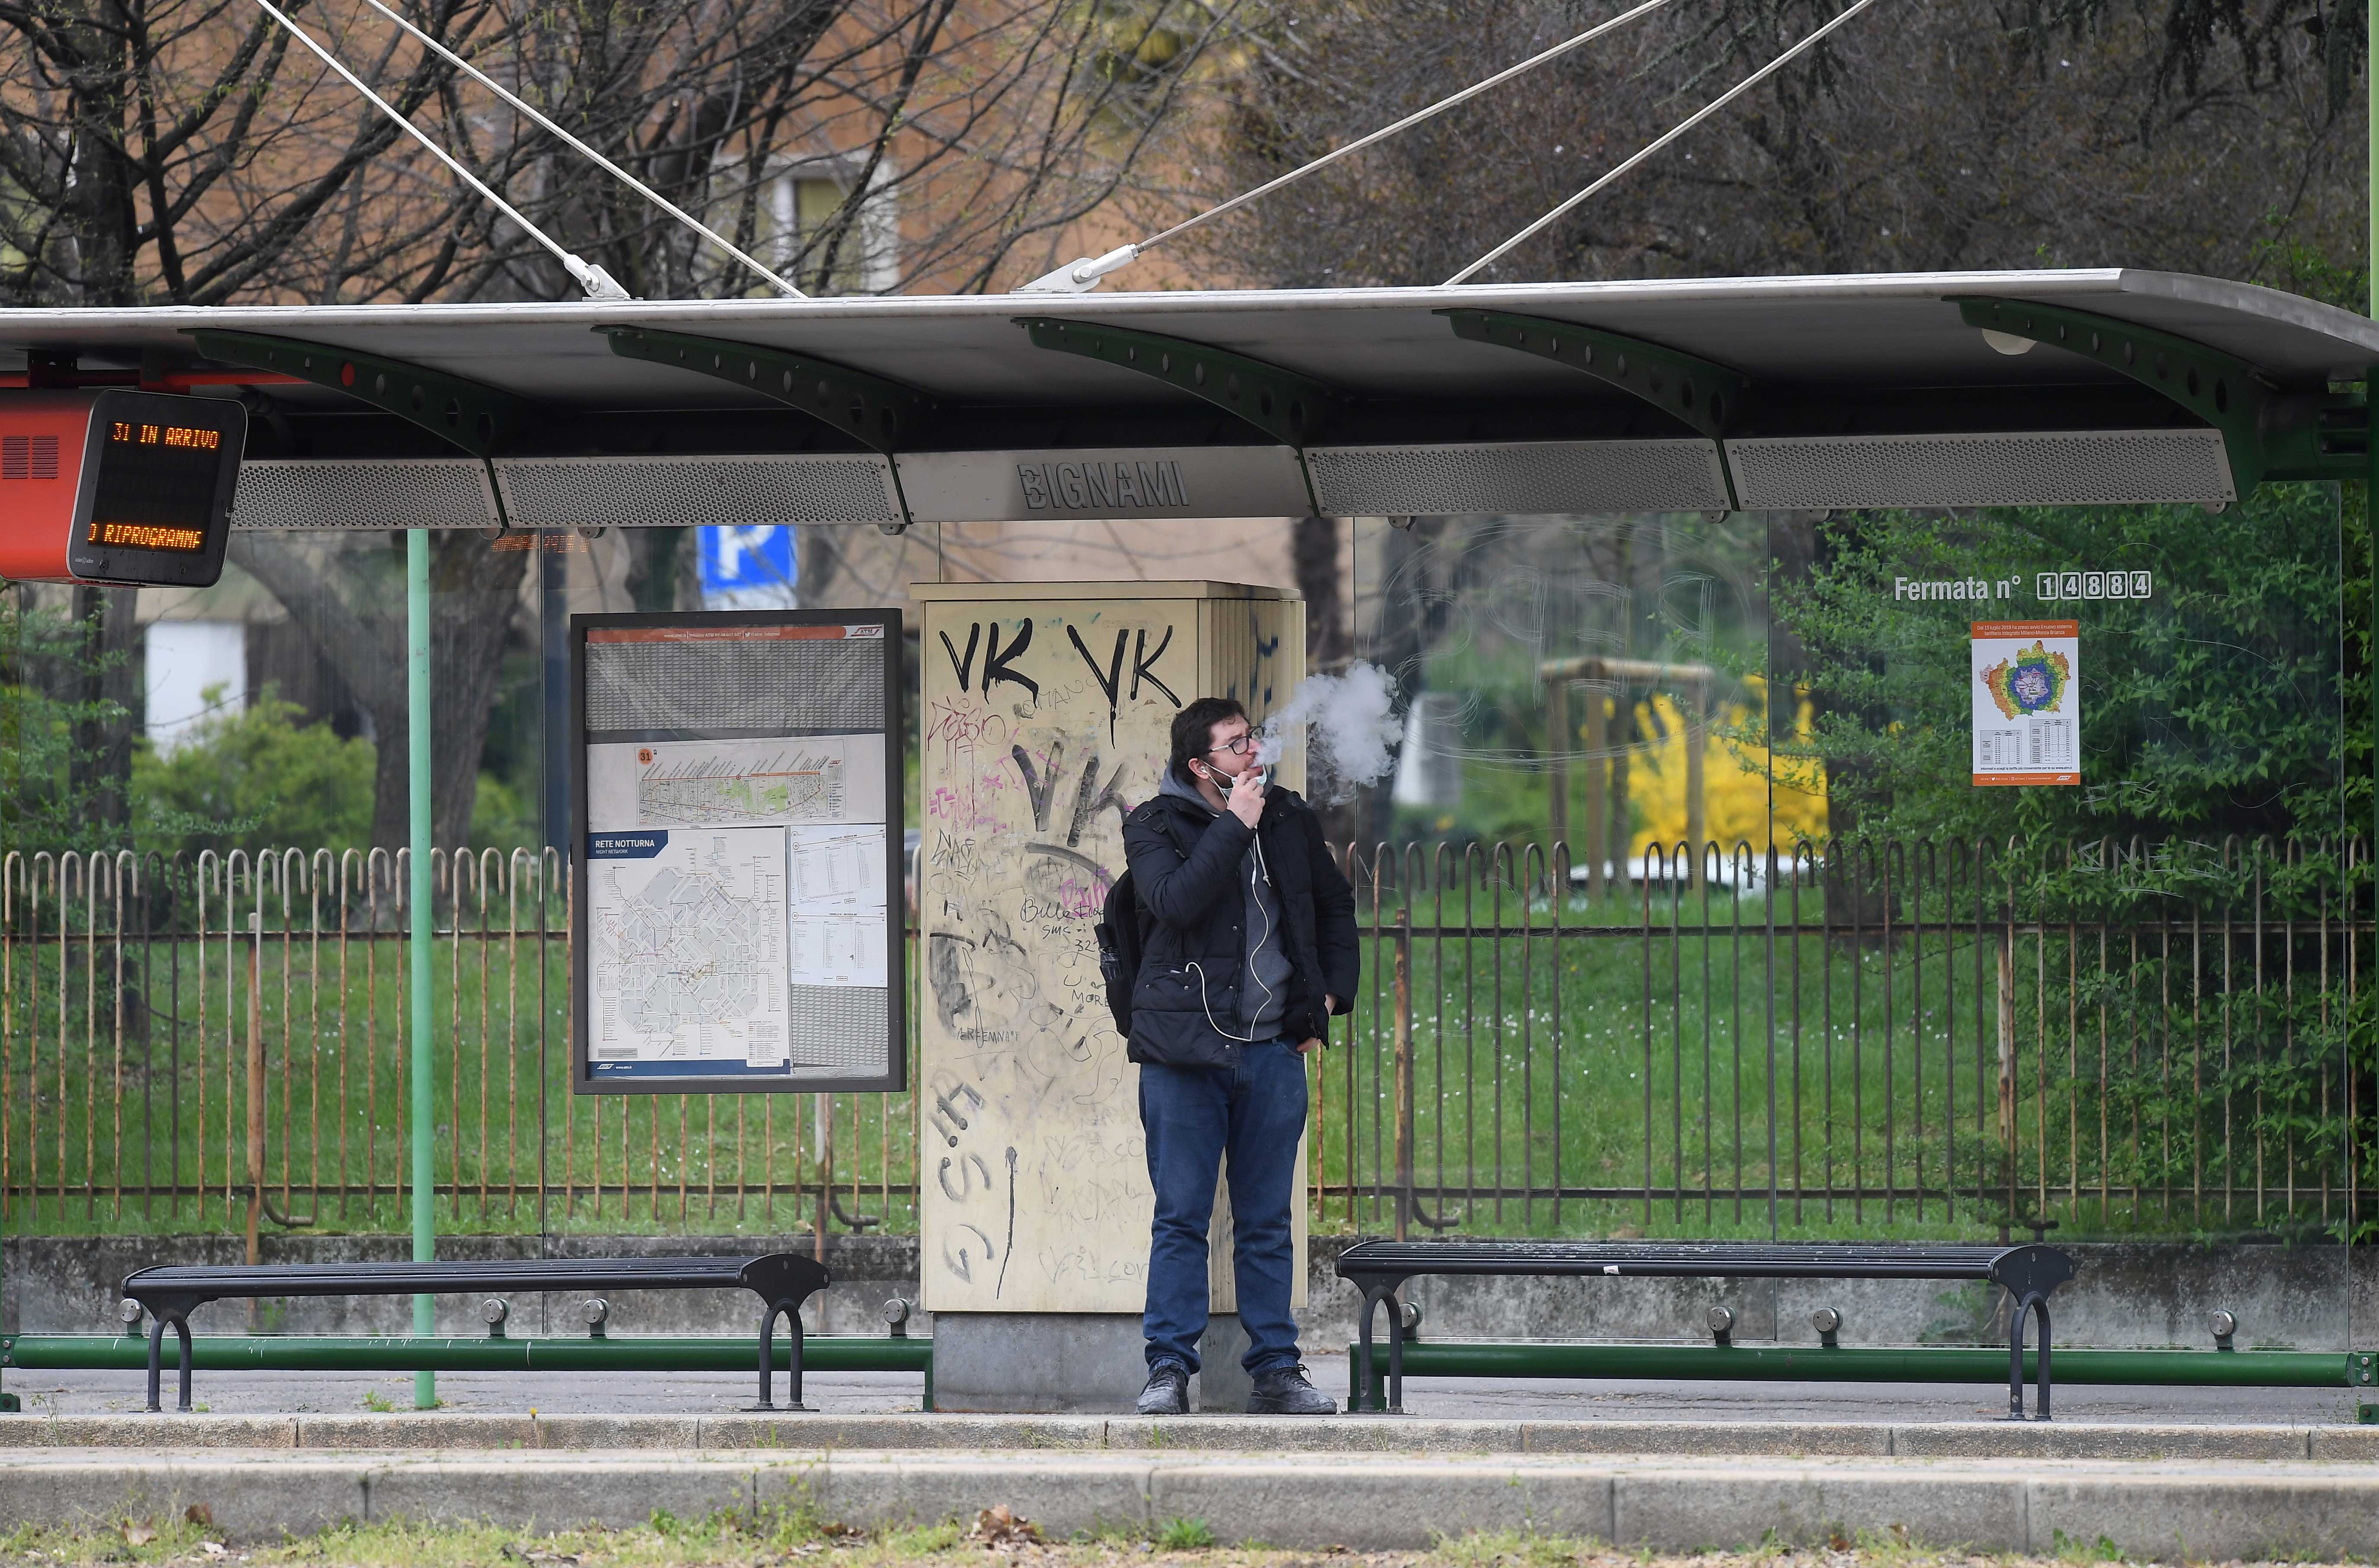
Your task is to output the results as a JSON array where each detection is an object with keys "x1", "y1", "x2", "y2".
[{"x1": 0, "y1": 390, "x2": 243, "y2": 587}]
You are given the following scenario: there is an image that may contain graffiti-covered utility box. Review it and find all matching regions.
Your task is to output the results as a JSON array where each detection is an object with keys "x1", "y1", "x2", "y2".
[{"x1": 913, "y1": 581, "x2": 1303, "y2": 1317}]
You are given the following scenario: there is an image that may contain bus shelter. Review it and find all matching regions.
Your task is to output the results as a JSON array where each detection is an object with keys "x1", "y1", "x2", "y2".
[
  {"x1": 0, "y1": 267, "x2": 2372, "y2": 1411},
  {"x1": 7, "y1": 270, "x2": 2360, "y2": 531}
]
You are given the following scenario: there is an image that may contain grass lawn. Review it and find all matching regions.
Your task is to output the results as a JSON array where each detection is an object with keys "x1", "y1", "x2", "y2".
[
  {"x1": 1316, "y1": 872, "x2": 2345, "y2": 1245},
  {"x1": 2, "y1": 868, "x2": 2349, "y2": 1245}
]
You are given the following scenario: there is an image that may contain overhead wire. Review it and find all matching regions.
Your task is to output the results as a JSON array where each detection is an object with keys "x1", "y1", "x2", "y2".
[
  {"x1": 1016, "y1": 0, "x2": 1684, "y2": 292},
  {"x1": 354, "y1": 0, "x2": 808, "y2": 299},
  {"x1": 249, "y1": 0, "x2": 1887, "y2": 307},
  {"x1": 1446, "y1": 0, "x2": 1890, "y2": 284},
  {"x1": 1140, "y1": 0, "x2": 1683, "y2": 254},
  {"x1": 239, "y1": 0, "x2": 631, "y2": 299}
]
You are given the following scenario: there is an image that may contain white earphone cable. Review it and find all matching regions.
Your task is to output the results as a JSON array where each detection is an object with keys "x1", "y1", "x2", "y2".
[{"x1": 1189, "y1": 832, "x2": 1279, "y2": 1044}]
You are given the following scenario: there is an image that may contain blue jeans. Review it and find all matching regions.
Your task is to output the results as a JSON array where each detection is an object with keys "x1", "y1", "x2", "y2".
[{"x1": 1139, "y1": 1040, "x2": 1307, "y2": 1377}]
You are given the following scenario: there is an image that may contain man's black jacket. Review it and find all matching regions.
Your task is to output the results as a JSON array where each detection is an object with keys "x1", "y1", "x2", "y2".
[{"x1": 1120, "y1": 778, "x2": 1359, "y2": 1068}]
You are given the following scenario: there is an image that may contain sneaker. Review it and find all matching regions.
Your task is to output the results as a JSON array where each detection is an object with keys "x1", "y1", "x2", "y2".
[
  {"x1": 1246, "y1": 1364, "x2": 1336, "y2": 1414},
  {"x1": 1135, "y1": 1363, "x2": 1190, "y2": 1416}
]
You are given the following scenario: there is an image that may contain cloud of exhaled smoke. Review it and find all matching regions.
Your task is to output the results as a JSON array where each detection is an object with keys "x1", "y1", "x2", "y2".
[{"x1": 1255, "y1": 662, "x2": 1402, "y2": 805}]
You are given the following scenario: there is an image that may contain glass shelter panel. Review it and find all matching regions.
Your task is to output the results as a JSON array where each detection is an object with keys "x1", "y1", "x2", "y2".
[
  {"x1": 1768, "y1": 489, "x2": 2357, "y2": 1357},
  {"x1": 1323, "y1": 493, "x2": 2357, "y2": 1356},
  {"x1": 1338, "y1": 512, "x2": 1792, "y2": 1242},
  {"x1": 0, "y1": 496, "x2": 2363, "y2": 1361}
]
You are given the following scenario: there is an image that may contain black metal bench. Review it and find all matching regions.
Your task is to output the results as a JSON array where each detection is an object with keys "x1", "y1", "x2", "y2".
[
  {"x1": 1337, "y1": 1240, "x2": 2075, "y2": 1420},
  {"x1": 121, "y1": 1254, "x2": 829, "y2": 1414}
]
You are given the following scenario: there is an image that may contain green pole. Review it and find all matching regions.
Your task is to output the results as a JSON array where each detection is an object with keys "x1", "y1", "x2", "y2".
[
  {"x1": 3, "y1": 1333, "x2": 935, "y2": 1377},
  {"x1": 407, "y1": 529, "x2": 436, "y2": 1410}
]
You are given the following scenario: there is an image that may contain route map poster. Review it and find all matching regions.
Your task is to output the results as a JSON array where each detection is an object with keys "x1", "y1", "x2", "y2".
[
  {"x1": 585, "y1": 735, "x2": 887, "y2": 831},
  {"x1": 1972, "y1": 619, "x2": 2081, "y2": 787},
  {"x1": 571, "y1": 611, "x2": 904, "y2": 1094},
  {"x1": 588, "y1": 826, "x2": 791, "y2": 1072}
]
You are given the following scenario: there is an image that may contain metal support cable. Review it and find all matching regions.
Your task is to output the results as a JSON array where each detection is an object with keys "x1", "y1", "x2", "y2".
[
  {"x1": 1447, "y1": 0, "x2": 1889, "y2": 285},
  {"x1": 242, "y1": 0, "x2": 630, "y2": 300},
  {"x1": 1015, "y1": 0, "x2": 1681, "y2": 293},
  {"x1": 356, "y1": 0, "x2": 805, "y2": 299},
  {"x1": 1143, "y1": 0, "x2": 1681, "y2": 254}
]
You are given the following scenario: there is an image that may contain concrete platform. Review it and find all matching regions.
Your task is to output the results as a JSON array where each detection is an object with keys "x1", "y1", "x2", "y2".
[
  {"x1": 5, "y1": 1407, "x2": 2379, "y2": 1459},
  {"x1": 6, "y1": 1441, "x2": 2379, "y2": 1558}
]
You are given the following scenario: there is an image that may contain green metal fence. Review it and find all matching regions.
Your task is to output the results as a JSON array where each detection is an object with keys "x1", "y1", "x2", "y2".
[{"x1": 1, "y1": 837, "x2": 2365, "y2": 1244}]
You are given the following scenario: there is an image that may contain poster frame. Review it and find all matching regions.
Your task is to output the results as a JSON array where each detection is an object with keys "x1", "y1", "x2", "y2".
[
  {"x1": 1969, "y1": 617, "x2": 2081, "y2": 789},
  {"x1": 569, "y1": 607, "x2": 907, "y2": 1097}
]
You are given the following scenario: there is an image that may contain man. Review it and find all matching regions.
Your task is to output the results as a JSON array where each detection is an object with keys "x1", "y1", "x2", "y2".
[{"x1": 1121, "y1": 695, "x2": 1359, "y2": 1416}]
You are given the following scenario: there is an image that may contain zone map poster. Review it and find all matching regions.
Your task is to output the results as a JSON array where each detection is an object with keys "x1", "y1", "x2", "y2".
[
  {"x1": 1971, "y1": 619, "x2": 2080, "y2": 787},
  {"x1": 570, "y1": 610, "x2": 905, "y2": 1095}
]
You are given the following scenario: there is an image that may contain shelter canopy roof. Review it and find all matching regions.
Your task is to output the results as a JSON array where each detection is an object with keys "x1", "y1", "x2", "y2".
[
  {"x1": 3, "y1": 269, "x2": 2373, "y2": 407},
  {"x1": 1, "y1": 269, "x2": 2368, "y2": 525}
]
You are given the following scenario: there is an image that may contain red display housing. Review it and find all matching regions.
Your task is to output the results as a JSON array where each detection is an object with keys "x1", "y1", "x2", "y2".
[{"x1": 0, "y1": 390, "x2": 244, "y2": 586}]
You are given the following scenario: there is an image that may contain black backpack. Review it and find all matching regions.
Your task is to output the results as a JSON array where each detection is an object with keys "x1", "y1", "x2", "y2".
[{"x1": 1094, "y1": 871, "x2": 1144, "y2": 1034}]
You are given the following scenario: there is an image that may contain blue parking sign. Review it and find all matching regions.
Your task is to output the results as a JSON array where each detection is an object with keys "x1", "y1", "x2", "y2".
[{"x1": 698, "y1": 525, "x2": 798, "y2": 609}]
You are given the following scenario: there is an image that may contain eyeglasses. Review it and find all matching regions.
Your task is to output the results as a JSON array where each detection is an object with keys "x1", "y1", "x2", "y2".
[{"x1": 1206, "y1": 733, "x2": 1257, "y2": 757}]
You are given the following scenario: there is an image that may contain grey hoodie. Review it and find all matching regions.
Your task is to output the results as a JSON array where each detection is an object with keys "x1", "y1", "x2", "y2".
[{"x1": 1157, "y1": 768, "x2": 1292, "y2": 1040}]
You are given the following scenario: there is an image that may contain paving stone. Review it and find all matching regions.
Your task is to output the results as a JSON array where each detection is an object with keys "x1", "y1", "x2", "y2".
[
  {"x1": 2306, "y1": 1423, "x2": 2379, "y2": 1460},
  {"x1": 1151, "y1": 1456, "x2": 1612, "y2": 1548},
  {"x1": 789, "y1": 1453, "x2": 1154, "y2": 1535},
  {"x1": 5, "y1": 1448, "x2": 2379, "y2": 1554},
  {"x1": 1114, "y1": 1416, "x2": 1527, "y2": 1453},
  {"x1": 1522, "y1": 1421, "x2": 1888, "y2": 1457},
  {"x1": 365, "y1": 1457, "x2": 752, "y2": 1530},
  {"x1": 298, "y1": 1413, "x2": 538, "y2": 1449},
  {"x1": 536, "y1": 1414, "x2": 699, "y2": 1450},
  {"x1": 2025, "y1": 1471, "x2": 2379, "y2": 1560},
  {"x1": 0, "y1": 1414, "x2": 298, "y2": 1449},
  {"x1": 701, "y1": 1414, "x2": 1111, "y2": 1450},
  {"x1": 2, "y1": 1457, "x2": 367, "y2": 1539},
  {"x1": 1889, "y1": 1421, "x2": 2311, "y2": 1461},
  {"x1": 1613, "y1": 1466, "x2": 2027, "y2": 1553}
]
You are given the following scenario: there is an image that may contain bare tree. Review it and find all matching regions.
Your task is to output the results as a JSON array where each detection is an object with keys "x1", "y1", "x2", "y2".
[
  {"x1": 1171, "y1": 0, "x2": 2363, "y2": 854},
  {"x1": 4, "y1": 0, "x2": 1241, "y2": 843},
  {"x1": 3, "y1": 0, "x2": 1246, "y2": 304},
  {"x1": 1293, "y1": 515, "x2": 1348, "y2": 671},
  {"x1": 1172, "y1": 0, "x2": 2363, "y2": 288},
  {"x1": 228, "y1": 531, "x2": 527, "y2": 852}
]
